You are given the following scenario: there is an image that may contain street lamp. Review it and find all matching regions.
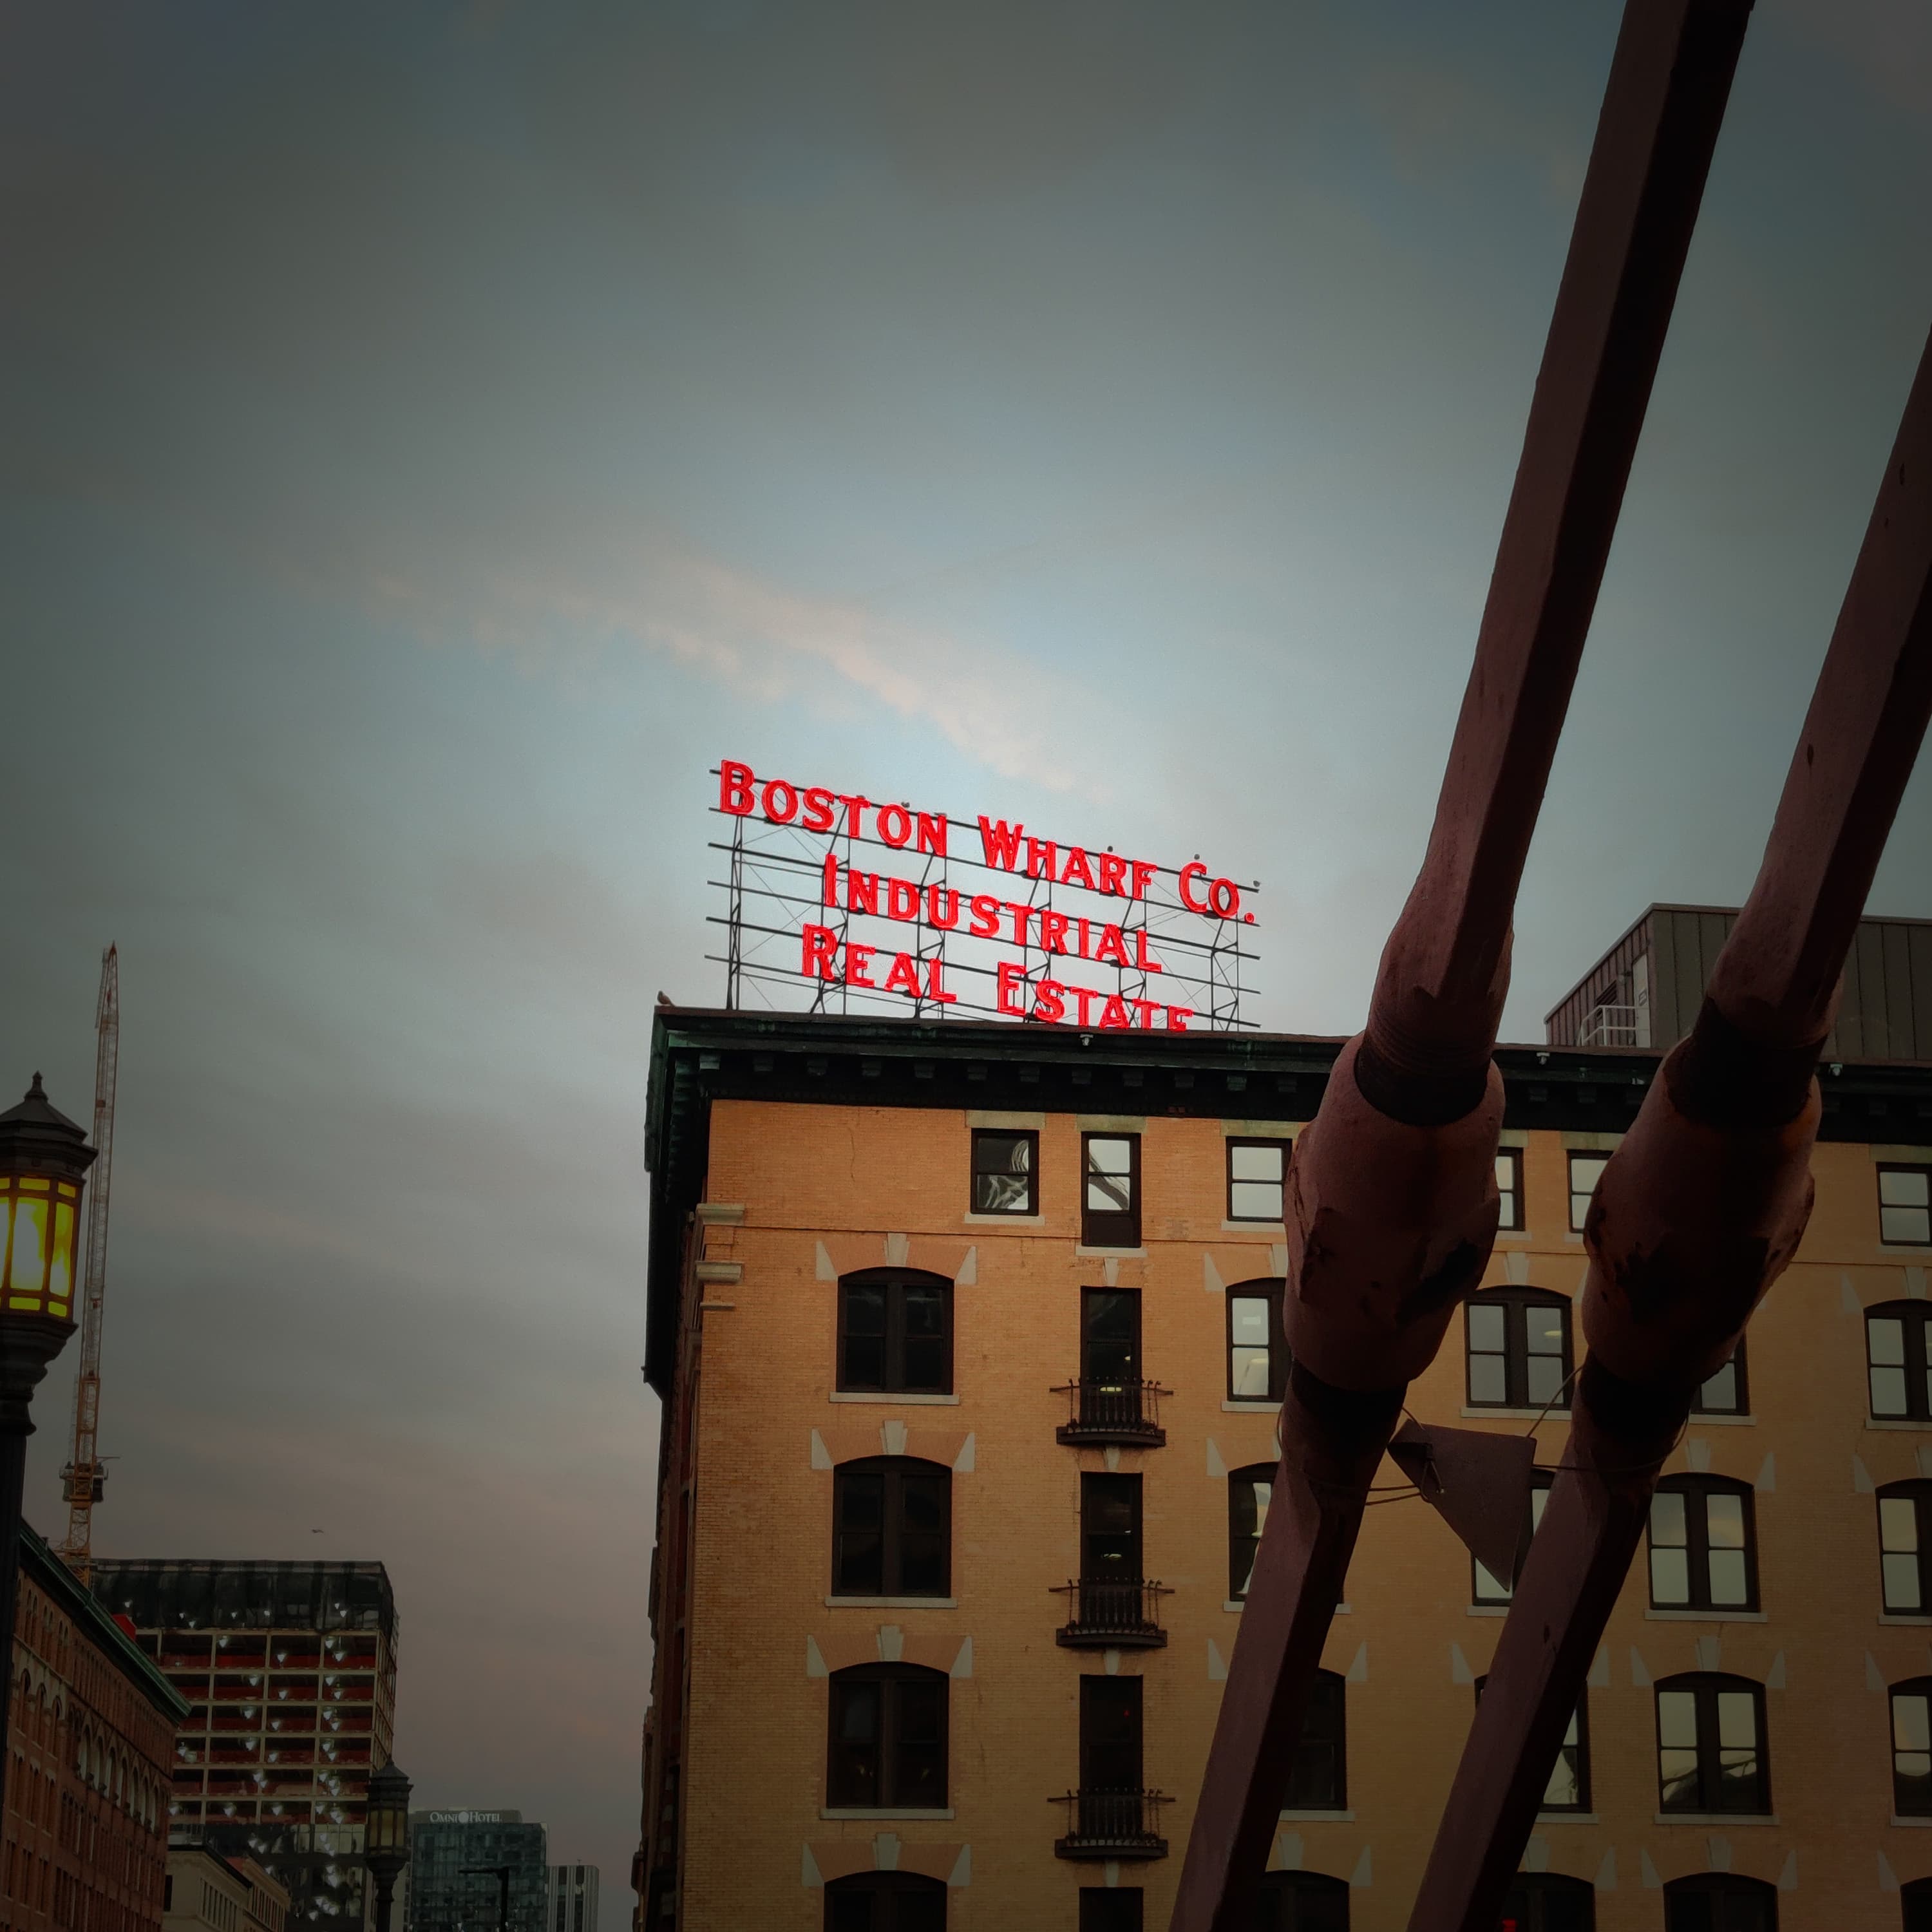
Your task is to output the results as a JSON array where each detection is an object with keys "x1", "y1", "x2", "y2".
[
  {"x1": 364, "y1": 1758, "x2": 413, "y2": 1932},
  {"x1": 0, "y1": 1074, "x2": 93, "y2": 1806}
]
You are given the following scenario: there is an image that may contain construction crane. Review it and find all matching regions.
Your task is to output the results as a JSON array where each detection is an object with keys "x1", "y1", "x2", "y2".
[{"x1": 57, "y1": 945, "x2": 117, "y2": 1584}]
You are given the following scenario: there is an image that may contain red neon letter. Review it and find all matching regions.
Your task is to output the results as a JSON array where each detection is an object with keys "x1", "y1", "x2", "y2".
[
  {"x1": 761, "y1": 778, "x2": 799, "y2": 824},
  {"x1": 978, "y1": 817, "x2": 1024, "y2": 871},
  {"x1": 1097, "y1": 852, "x2": 1127, "y2": 896},
  {"x1": 1179, "y1": 861, "x2": 1211, "y2": 913},
  {"x1": 927, "y1": 887, "x2": 961, "y2": 930},
  {"x1": 1129, "y1": 860, "x2": 1157, "y2": 900},
  {"x1": 802, "y1": 786, "x2": 836, "y2": 832},
  {"x1": 1131, "y1": 997, "x2": 1159, "y2": 1029},
  {"x1": 837, "y1": 793, "x2": 870, "y2": 838},
  {"x1": 1094, "y1": 924, "x2": 1128, "y2": 967},
  {"x1": 1003, "y1": 902, "x2": 1036, "y2": 948},
  {"x1": 1034, "y1": 980, "x2": 1066, "y2": 1022},
  {"x1": 719, "y1": 760, "x2": 755, "y2": 815},
  {"x1": 1099, "y1": 994, "x2": 1131, "y2": 1030},
  {"x1": 887, "y1": 878, "x2": 920, "y2": 922},
  {"x1": 884, "y1": 951, "x2": 921, "y2": 995},
  {"x1": 927, "y1": 958, "x2": 958, "y2": 1005},
  {"x1": 1038, "y1": 909, "x2": 1070, "y2": 954},
  {"x1": 846, "y1": 944, "x2": 876, "y2": 988},
  {"x1": 1073, "y1": 985, "x2": 1097, "y2": 1027},
  {"x1": 801, "y1": 924, "x2": 838, "y2": 980},
  {"x1": 969, "y1": 894, "x2": 1002, "y2": 938},
  {"x1": 996, "y1": 960, "x2": 1027, "y2": 1016},
  {"x1": 877, "y1": 803, "x2": 913, "y2": 849},
  {"x1": 1134, "y1": 927, "x2": 1162, "y2": 974},
  {"x1": 916, "y1": 812, "x2": 947, "y2": 857},
  {"x1": 1025, "y1": 837, "x2": 1057, "y2": 880},
  {"x1": 822, "y1": 854, "x2": 838, "y2": 907},
  {"x1": 1209, "y1": 876, "x2": 1241, "y2": 918},
  {"x1": 1060, "y1": 846, "x2": 1096, "y2": 891},
  {"x1": 846, "y1": 871, "x2": 880, "y2": 916},
  {"x1": 1166, "y1": 1004, "x2": 1192, "y2": 1032}
]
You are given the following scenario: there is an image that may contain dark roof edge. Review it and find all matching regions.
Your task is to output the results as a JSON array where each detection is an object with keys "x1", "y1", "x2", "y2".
[{"x1": 21, "y1": 1526, "x2": 192, "y2": 1721}]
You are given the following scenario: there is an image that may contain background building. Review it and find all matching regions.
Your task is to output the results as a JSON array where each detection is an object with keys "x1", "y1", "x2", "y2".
[
  {"x1": 410, "y1": 1810, "x2": 549, "y2": 1932},
  {"x1": 545, "y1": 1862, "x2": 599, "y2": 1932},
  {"x1": 90, "y1": 1559, "x2": 398, "y2": 1929},
  {"x1": 636, "y1": 913, "x2": 1932, "y2": 1929},
  {"x1": 166, "y1": 1843, "x2": 291, "y2": 1932},
  {"x1": 4, "y1": 1522, "x2": 186, "y2": 1932}
]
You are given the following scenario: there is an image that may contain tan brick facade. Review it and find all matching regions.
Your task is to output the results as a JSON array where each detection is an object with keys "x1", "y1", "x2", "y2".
[{"x1": 638, "y1": 1020, "x2": 1932, "y2": 1930}]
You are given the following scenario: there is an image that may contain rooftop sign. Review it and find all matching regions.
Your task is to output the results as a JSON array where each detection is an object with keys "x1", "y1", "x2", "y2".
[{"x1": 709, "y1": 759, "x2": 1259, "y2": 1030}]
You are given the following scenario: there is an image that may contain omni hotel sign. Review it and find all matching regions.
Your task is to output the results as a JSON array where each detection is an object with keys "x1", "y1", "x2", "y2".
[{"x1": 710, "y1": 759, "x2": 1259, "y2": 1031}]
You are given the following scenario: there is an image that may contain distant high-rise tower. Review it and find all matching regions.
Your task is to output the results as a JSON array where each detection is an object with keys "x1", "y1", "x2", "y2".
[
  {"x1": 544, "y1": 1862, "x2": 599, "y2": 1932},
  {"x1": 90, "y1": 1560, "x2": 398, "y2": 1930},
  {"x1": 407, "y1": 1812, "x2": 549, "y2": 1932}
]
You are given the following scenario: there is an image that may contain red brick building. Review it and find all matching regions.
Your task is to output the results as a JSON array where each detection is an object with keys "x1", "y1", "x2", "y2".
[{"x1": 4, "y1": 1524, "x2": 189, "y2": 1932}]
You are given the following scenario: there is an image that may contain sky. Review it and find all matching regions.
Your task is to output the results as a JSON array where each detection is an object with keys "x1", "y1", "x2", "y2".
[{"x1": 2, "y1": 0, "x2": 1930, "y2": 1918}]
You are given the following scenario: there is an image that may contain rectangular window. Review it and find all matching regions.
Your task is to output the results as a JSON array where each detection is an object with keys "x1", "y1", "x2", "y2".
[
  {"x1": 1082, "y1": 1886, "x2": 1136, "y2": 1932},
  {"x1": 1567, "y1": 1153, "x2": 1608, "y2": 1233},
  {"x1": 1868, "y1": 1305, "x2": 1932, "y2": 1421},
  {"x1": 1079, "y1": 1891, "x2": 1144, "y2": 1932},
  {"x1": 1079, "y1": 1675, "x2": 1142, "y2": 1792},
  {"x1": 1081, "y1": 1473, "x2": 1142, "y2": 1584},
  {"x1": 1882, "y1": 1167, "x2": 1932, "y2": 1248},
  {"x1": 1692, "y1": 1339, "x2": 1748, "y2": 1417},
  {"x1": 838, "y1": 1274, "x2": 952, "y2": 1395},
  {"x1": 1229, "y1": 1466, "x2": 1273, "y2": 1600},
  {"x1": 1227, "y1": 1283, "x2": 1287, "y2": 1402},
  {"x1": 1227, "y1": 1140, "x2": 1287, "y2": 1222},
  {"x1": 826, "y1": 1668, "x2": 947, "y2": 1810},
  {"x1": 1082, "y1": 1134, "x2": 1141, "y2": 1249},
  {"x1": 832, "y1": 1463, "x2": 951, "y2": 1598},
  {"x1": 1656, "y1": 1678, "x2": 1768, "y2": 1815},
  {"x1": 1082, "y1": 1289, "x2": 1141, "y2": 1390},
  {"x1": 1472, "y1": 1475, "x2": 1552, "y2": 1604},
  {"x1": 970, "y1": 1129, "x2": 1037, "y2": 1215},
  {"x1": 1495, "y1": 1150, "x2": 1524, "y2": 1233}
]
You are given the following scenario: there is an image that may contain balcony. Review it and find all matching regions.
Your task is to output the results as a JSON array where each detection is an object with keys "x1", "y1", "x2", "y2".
[
  {"x1": 1052, "y1": 1788, "x2": 1170, "y2": 1860},
  {"x1": 1052, "y1": 1578, "x2": 1170, "y2": 1649},
  {"x1": 1052, "y1": 1379, "x2": 1168, "y2": 1448}
]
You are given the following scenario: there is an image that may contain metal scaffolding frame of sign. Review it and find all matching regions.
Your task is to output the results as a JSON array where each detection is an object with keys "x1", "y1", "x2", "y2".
[{"x1": 707, "y1": 772, "x2": 1261, "y2": 1031}]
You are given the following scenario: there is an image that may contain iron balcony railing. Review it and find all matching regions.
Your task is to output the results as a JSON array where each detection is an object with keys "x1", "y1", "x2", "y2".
[
  {"x1": 1052, "y1": 1577, "x2": 1170, "y2": 1648},
  {"x1": 1052, "y1": 1787, "x2": 1171, "y2": 1860},
  {"x1": 1052, "y1": 1379, "x2": 1169, "y2": 1447}
]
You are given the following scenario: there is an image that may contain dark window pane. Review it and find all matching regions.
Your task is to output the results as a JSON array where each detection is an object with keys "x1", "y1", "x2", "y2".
[
  {"x1": 1077, "y1": 1891, "x2": 1142, "y2": 1932},
  {"x1": 972, "y1": 1131, "x2": 1034, "y2": 1215},
  {"x1": 827, "y1": 1893, "x2": 873, "y2": 1932},
  {"x1": 895, "y1": 1680, "x2": 946, "y2": 1807},
  {"x1": 1080, "y1": 1676, "x2": 1142, "y2": 1791}
]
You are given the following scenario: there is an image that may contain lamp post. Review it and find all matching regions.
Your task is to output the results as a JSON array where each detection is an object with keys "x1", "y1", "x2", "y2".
[
  {"x1": 0, "y1": 1075, "x2": 92, "y2": 1809},
  {"x1": 364, "y1": 1758, "x2": 413, "y2": 1932}
]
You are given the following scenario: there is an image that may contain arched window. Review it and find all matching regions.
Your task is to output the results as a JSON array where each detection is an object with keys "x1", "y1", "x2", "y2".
[
  {"x1": 831, "y1": 1459, "x2": 951, "y2": 1599},
  {"x1": 838, "y1": 1271, "x2": 952, "y2": 1396},
  {"x1": 1498, "y1": 1871, "x2": 1595, "y2": 1931},
  {"x1": 1902, "y1": 1873, "x2": 1932, "y2": 1932},
  {"x1": 1227, "y1": 1280, "x2": 1288, "y2": 1402},
  {"x1": 1892, "y1": 1677, "x2": 1932, "y2": 1816},
  {"x1": 1868, "y1": 1302, "x2": 1932, "y2": 1421},
  {"x1": 1282, "y1": 1672, "x2": 1347, "y2": 1814},
  {"x1": 1255, "y1": 1869, "x2": 1350, "y2": 1931},
  {"x1": 1475, "y1": 1676, "x2": 1588, "y2": 1813},
  {"x1": 1649, "y1": 1476, "x2": 1759, "y2": 1612},
  {"x1": 1662, "y1": 1871, "x2": 1777, "y2": 1931},
  {"x1": 1229, "y1": 1463, "x2": 1274, "y2": 1600},
  {"x1": 1879, "y1": 1482, "x2": 1932, "y2": 1613},
  {"x1": 823, "y1": 1871, "x2": 946, "y2": 1932},
  {"x1": 826, "y1": 1664, "x2": 947, "y2": 1811},
  {"x1": 1655, "y1": 1674, "x2": 1770, "y2": 1815},
  {"x1": 1466, "y1": 1290, "x2": 1571, "y2": 1410}
]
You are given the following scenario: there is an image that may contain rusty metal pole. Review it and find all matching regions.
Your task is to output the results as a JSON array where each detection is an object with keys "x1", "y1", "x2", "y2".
[
  {"x1": 1169, "y1": 6, "x2": 1753, "y2": 1927},
  {"x1": 1407, "y1": 322, "x2": 1932, "y2": 1932}
]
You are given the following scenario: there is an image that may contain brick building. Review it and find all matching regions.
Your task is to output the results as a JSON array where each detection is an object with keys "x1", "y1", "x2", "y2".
[
  {"x1": 3, "y1": 1523, "x2": 188, "y2": 1932},
  {"x1": 164, "y1": 1844, "x2": 290, "y2": 1932},
  {"x1": 633, "y1": 921, "x2": 1932, "y2": 1930},
  {"x1": 89, "y1": 1560, "x2": 399, "y2": 1931}
]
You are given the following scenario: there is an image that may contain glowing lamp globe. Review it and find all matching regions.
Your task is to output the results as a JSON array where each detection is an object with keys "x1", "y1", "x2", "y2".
[
  {"x1": 0, "y1": 1075, "x2": 91, "y2": 1329},
  {"x1": 365, "y1": 1758, "x2": 413, "y2": 1875}
]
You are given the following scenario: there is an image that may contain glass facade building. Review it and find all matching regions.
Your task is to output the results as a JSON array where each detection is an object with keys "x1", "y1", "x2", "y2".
[{"x1": 408, "y1": 1812, "x2": 549, "y2": 1932}]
